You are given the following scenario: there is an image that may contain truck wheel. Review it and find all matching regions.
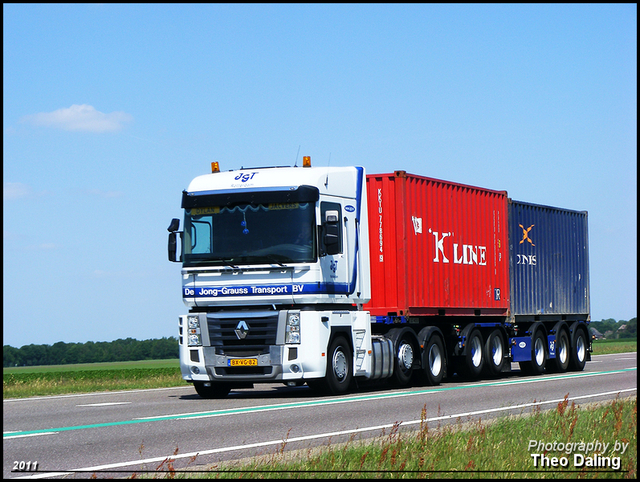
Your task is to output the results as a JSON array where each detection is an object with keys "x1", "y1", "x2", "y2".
[
  {"x1": 549, "y1": 329, "x2": 570, "y2": 373},
  {"x1": 569, "y1": 328, "x2": 588, "y2": 371},
  {"x1": 483, "y1": 330, "x2": 505, "y2": 377},
  {"x1": 325, "y1": 336, "x2": 353, "y2": 395},
  {"x1": 462, "y1": 329, "x2": 484, "y2": 379},
  {"x1": 194, "y1": 382, "x2": 231, "y2": 399},
  {"x1": 422, "y1": 335, "x2": 445, "y2": 386},
  {"x1": 388, "y1": 328, "x2": 418, "y2": 386},
  {"x1": 520, "y1": 330, "x2": 546, "y2": 375}
]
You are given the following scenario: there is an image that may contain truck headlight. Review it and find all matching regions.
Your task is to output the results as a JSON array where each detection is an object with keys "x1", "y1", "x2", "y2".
[
  {"x1": 188, "y1": 316, "x2": 200, "y2": 329},
  {"x1": 285, "y1": 312, "x2": 300, "y2": 344},
  {"x1": 187, "y1": 315, "x2": 202, "y2": 346}
]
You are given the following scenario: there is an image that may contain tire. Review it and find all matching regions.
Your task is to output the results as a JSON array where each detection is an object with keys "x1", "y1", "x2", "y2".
[
  {"x1": 325, "y1": 336, "x2": 353, "y2": 395},
  {"x1": 569, "y1": 328, "x2": 588, "y2": 371},
  {"x1": 520, "y1": 329, "x2": 546, "y2": 375},
  {"x1": 194, "y1": 381, "x2": 231, "y2": 399},
  {"x1": 422, "y1": 335, "x2": 445, "y2": 386},
  {"x1": 483, "y1": 329, "x2": 506, "y2": 377},
  {"x1": 549, "y1": 329, "x2": 570, "y2": 373},
  {"x1": 388, "y1": 328, "x2": 418, "y2": 386},
  {"x1": 462, "y1": 329, "x2": 484, "y2": 379}
]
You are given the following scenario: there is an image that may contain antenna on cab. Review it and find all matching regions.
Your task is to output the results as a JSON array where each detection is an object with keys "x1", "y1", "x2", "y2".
[{"x1": 294, "y1": 145, "x2": 301, "y2": 167}]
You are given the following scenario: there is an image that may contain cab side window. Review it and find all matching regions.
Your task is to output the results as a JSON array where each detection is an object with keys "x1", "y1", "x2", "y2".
[{"x1": 320, "y1": 202, "x2": 342, "y2": 256}]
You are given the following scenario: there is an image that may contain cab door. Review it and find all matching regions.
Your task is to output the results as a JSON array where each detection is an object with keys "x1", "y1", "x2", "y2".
[{"x1": 319, "y1": 201, "x2": 349, "y2": 296}]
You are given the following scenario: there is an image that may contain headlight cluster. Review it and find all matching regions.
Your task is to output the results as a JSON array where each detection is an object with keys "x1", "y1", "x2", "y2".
[
  {"x1": 187, "y1": 315, "x2": 202, "y2": 346},
  {"x1": 285, "y1": 312, "x2": 300, "y2": 344}
]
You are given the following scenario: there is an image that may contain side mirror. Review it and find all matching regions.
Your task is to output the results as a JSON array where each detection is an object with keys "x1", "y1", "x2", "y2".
[
  {"x1": 168, "y1": 218, "x2": 181, "y2": 262},
  {"x1": 168, "y1": 218, "x2": 180, "y2": 233}
]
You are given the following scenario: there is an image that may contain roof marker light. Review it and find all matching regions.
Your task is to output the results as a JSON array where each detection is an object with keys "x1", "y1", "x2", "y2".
[
  {"x1": 303, "y1": 156, "x2": 311, "y2": 167},
  {"x1": 211, "y1": 162, "x2": 220, "y2": 173}
]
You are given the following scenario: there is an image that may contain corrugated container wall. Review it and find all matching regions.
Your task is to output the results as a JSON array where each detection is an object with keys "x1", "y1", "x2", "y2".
[
  {"x1": 508, "y1": 200, "x2": 590, "y2": 320},
  {"x1": 365, "y1": 171, "x2": 510, "y2": 318}
]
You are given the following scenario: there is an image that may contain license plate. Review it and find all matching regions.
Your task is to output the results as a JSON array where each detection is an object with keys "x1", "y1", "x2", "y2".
[{"x1": 228, "y1": 358, "x2": 257, "y2": 367}]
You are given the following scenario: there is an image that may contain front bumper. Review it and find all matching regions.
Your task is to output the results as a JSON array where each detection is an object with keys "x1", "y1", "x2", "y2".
[{"x1": 180, "y1": 344, "x2": 312, "y2": 383}]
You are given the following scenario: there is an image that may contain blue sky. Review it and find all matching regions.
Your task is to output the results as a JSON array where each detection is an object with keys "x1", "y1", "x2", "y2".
[{"x1": 3, "y1": 4, "x2": 636, "y2": 348}]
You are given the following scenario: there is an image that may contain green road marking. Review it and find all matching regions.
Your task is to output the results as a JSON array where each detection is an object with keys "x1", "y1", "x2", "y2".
[{"x1": 4, "y1": 367, "x2": 636, "y2": 438}]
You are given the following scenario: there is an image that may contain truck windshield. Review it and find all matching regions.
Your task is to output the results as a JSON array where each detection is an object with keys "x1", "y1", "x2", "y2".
[{"x1": 183, "y1": 202, "x2": 316, "y2": 267}]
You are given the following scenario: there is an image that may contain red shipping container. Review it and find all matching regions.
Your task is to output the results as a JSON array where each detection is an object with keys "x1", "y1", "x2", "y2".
[{"x1": 365, "y1": 171, "x2": 510, "y2": 317}]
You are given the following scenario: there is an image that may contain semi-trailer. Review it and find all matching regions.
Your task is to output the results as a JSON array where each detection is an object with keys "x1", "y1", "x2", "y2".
[{"x1": 168, "y1": 159, "x2": 590, "y2": 398}]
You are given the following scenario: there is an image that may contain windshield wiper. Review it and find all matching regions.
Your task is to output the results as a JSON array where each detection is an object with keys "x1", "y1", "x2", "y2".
[
  {"x1": 264, "y1": 255, "x2": 288, "y2": 267},
  {"x1": 217, "y1": 258, "x2": 239, "y2": 269}
]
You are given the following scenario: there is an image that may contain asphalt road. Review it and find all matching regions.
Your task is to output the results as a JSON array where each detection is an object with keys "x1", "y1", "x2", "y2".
[{"x1": 3, "y1": 352, "x2": 636, "y2": 479}]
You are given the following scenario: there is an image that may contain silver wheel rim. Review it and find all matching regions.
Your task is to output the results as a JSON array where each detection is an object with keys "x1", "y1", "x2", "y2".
[
  {"x1": 491, "y1": 336, "x2": 503, "y2": 366},
  {"x1": 558, "y1": 335, "x2": 568, "y2": 364},
  {"x1": 534, "y1": 337, "x2": 545, "y2": 366},
  {"x1": 576, "y1": 335, "x2": 586, "y2": 363},
  {"x1": 470, "y1": 336, "x2": 482, "y2": 368},
  {"x1": 428, "y1": 344, "x2": 442, "y2": 377},
  {"x1": 398, "y1": 342, "x2": 414, "y2": 371},
  {"x1": 333, "y1": 349, "x2": 347, "y2": 381}
]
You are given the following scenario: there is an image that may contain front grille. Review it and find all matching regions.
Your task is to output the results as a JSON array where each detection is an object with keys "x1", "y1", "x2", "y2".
[{"x1": 207, "y1": 313, "x2": 278, "y2": 356}]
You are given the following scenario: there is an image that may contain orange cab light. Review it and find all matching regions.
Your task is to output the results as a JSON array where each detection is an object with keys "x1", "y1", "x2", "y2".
[
  {"x1": 211, "y1": 161, "x2": 220, "y2": 173},
  {"x1": 303, "y1": 156, "x2": 311, "y2": 167}
]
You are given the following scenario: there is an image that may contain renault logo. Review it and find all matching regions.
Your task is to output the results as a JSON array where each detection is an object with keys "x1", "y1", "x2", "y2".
[{"x1": 235, "y1": 320, "x2": 249, "y2": 340}]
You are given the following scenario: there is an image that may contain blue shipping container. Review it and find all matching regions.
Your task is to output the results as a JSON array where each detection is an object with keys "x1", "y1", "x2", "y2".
[{"x1": 508, "y1": 200, "x2": 590, "y2": 320}]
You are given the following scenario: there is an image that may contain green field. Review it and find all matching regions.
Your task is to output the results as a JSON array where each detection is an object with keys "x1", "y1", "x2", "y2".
[
  {"x1": 3, "y1": 358, "x2": 179, "y2": 374},
  {"x1": 591, "y1": 338, "x2": 637, "y2": 354},
  {"x1": 3, "y1": 358, "x2": 183, "y2": 399}
]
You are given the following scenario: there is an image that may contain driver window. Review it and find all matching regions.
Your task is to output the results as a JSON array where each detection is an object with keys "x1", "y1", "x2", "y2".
[{"x1": 320, "y1": 202, "x2": 342, "y2": 255}]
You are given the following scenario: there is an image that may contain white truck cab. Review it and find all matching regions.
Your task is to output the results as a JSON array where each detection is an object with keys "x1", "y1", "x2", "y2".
[{"x1": 169, "y1": 160, "x2": 378, "y2": 398}]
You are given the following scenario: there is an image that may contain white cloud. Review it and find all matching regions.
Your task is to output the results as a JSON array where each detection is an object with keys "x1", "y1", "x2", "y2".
[
  {"x1": 3, "y1": 182, "x2": 32, "y2": 200},
  {"x1": 20, "y1": 104, "x2": 133, "y2": 133}
]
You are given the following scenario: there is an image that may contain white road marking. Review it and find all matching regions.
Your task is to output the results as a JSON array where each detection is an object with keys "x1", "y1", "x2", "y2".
[
  {"x1": 4, "y1": 432, "x2": 58, "y2": 439},
  {"x1": 3, "y1": 386, "x2": 189, "y2": 403},
  {"x1": 76, "y1": 402, "x2": 132, "y2": 407}
]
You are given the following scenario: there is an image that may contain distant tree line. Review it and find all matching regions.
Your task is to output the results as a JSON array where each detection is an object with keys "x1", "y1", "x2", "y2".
[
  {"x1": 3, "y1": 337, "x2": 179, "y2": 367},
  {"x1": 589, "y1": 318, "x2": 637, "y2": 340}
]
